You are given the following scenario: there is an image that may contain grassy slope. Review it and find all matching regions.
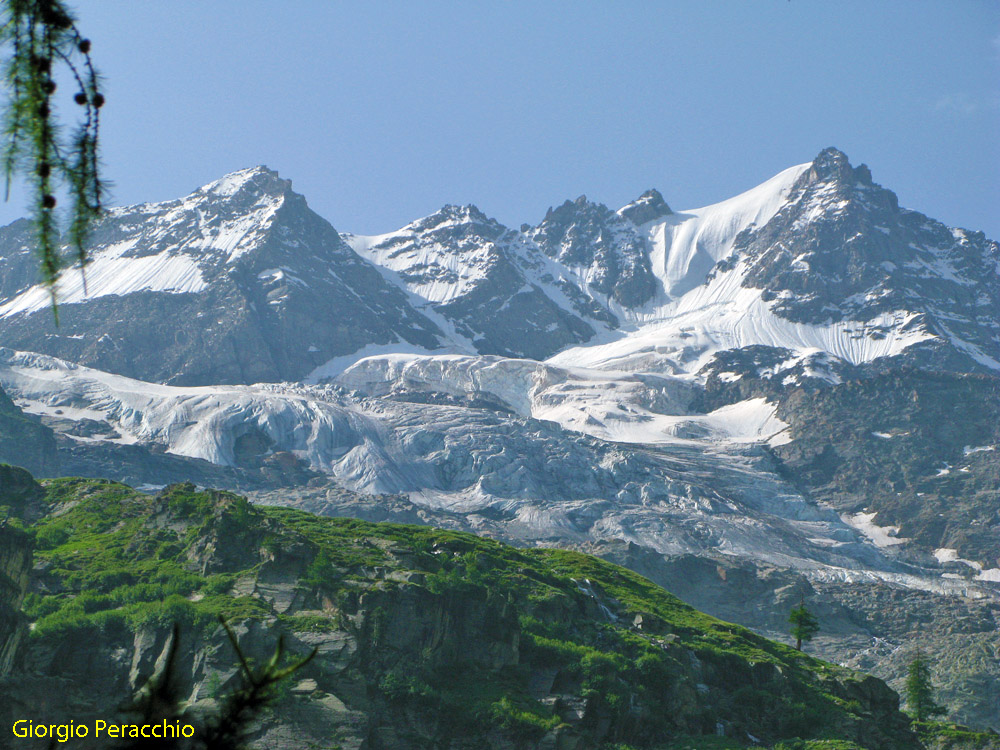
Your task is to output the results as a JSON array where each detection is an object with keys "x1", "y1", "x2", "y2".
[{"x1": 8, "y1": 477, "x2": 921, "y2": 749}]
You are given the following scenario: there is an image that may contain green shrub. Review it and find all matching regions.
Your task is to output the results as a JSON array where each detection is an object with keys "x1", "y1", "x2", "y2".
[
  {"x1": 488, "y1": 696, "x2": 559, "y2": 737},
  {"x1": 35, "y1": 524, "x2": 70, "y2": 549}
]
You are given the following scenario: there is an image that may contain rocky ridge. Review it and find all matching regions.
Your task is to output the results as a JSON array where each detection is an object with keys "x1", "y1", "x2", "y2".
[
  {"x1": 2, "y1": 148, "x2": 993, "y2": 383},
  {"x1": 346, "y1": 205, "x2": 600, "y2": 360},
  {"x1": 0, "y1": 168, "x2": 446, "y2": 385}
]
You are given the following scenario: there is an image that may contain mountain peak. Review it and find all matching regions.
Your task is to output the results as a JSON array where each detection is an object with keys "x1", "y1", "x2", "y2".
[
  {"x1": 440, "y1": 203, "x2": 490, "y2": 222},
  {"x1": 408, "y1": 203, "x2": 496, "y2": 233},
  {"x1": 617, "y1": 188, "x2": 672, "y2": 226},
  {"x1": 804, "y1": 147, "x2": 873, "y2": 187},
  {"x1": 197, "y1": 165, "x2": 292, "y2": 200},
  {"x1": 541, "y1": 195, "x2": 612, "y2": 225}
]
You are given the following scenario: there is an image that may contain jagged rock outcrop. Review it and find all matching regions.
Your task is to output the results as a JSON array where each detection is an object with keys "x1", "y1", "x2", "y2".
[
  {"x1": 347, "y1": 203, "x2": 607, "y2": 359},
  {"x1": 530, "y1": 194, "x2": 659, "y2": 307},
  {"x1": 617, "y1": 188, "x2": 672, "y2": 227},
  {"x1": 0, "y1": 466, "x2": 43, "y2": 677}
]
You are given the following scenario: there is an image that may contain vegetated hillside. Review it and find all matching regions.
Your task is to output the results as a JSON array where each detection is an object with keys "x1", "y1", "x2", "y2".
[
  {"x1": 591, "y1": 542, "x2": 1000, "y2": 739},
  {"x1": 0, "y1": 471, "x2": 921, "y2": 750}
]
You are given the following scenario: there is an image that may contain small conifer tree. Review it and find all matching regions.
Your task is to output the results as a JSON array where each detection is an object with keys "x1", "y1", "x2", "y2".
[
  {"x1": 905, "y1": 650, "x2": 946, "y2": 722},
  {"x1": 788, "y1": 597, "x2": 819, "y2": 651}
]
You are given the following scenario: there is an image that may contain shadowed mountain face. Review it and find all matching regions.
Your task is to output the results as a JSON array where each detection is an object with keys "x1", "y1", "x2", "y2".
[
  {"x1": 0, "y1": 386, "x2": 56, "y2": 477},
  {"x1": 0, "y1": 168, "x2": 447, "y2": 385}
]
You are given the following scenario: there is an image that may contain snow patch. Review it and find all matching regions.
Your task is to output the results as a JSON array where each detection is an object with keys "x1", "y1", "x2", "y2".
[
  {"x1": 0, "y1": 247, "x2": 207, "y2": 318},
  {"x1": 963, "y1": 444, "x2": 996, "y2": 455},
  {"x1": 843, "y1": 512, "x2": 908, "y2": 548}
]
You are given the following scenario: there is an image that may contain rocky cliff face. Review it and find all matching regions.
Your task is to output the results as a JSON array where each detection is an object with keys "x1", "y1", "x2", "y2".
[
  {"x1": 0, "y1": 524, "x2": 32, "y2": 677},
  {"x1": 0, "y1": 465, "x2": 39, "y2": 677},
  {"x1": 0, "y1": 477, "x2": 921, "y2": 749},
  {"x1": 0, "y1": 386, "x2": 57, "y2": 477},
  {"x1": 530, "y1": 194, "x2": 659, "y2": 308},
  {"x1": 698, "y1": 361, "x2": 1000, "y2": 569},
  {"x1": 771, "y1": 370, "x2": 1000, "y2": 567}
]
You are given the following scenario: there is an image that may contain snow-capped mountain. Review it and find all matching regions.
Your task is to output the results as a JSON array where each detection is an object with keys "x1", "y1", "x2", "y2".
[
  {"x1": 547, "y1": 151, "x2": 998, "y2": 377},
  {"x1": 346, "y1": 148, "x2": 997, "y2": 380},
  {"x1": 344, "y1": 205, "x2": 600, "y2": 360},
  {"x1": 0, "y1": 148, "x2": 996, "y2": 562},
  {"x1": 735, "y1": 149, "x2": 1000, "y2": 370},
  {"x1": 0, "y1": 167, "x2": 447, "y2": 384},
  {"x1": 0, "y1": 148, "x2": 995, "y2": 385}
]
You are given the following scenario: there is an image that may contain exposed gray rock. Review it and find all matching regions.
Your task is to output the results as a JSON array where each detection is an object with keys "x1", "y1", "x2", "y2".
[
  {"x1": 617, "y1": 188, "x2": 672, "y2": 226},
  {"x1": 0, "y1": 168, "x2": 446, "y2": 385},
  {"x1": 350, "y1": 204, "x2": 604, "y2": 359},
  {"x1": 731, "y1": 147, "x2": 1000, "y2": 371},
  {"x1": 0, "y1": 523, "x2": 31, "y2": 676},
  {"x1": 531, "y1": 194, "x2": 659, "y2": 308}
]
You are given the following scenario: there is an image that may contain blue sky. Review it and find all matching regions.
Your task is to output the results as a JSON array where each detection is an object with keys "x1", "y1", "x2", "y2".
[{"x1": 3, "y1": 1, "x2": 998, "y2": 238}]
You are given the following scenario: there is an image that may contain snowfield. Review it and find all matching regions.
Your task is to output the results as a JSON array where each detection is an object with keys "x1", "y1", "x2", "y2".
[
  {"x1": 2, "y1": 346, "x2": 995, "y2": 599},
  {"x1": 547, "y1": 262, "x2": 933, "y2": 376}
]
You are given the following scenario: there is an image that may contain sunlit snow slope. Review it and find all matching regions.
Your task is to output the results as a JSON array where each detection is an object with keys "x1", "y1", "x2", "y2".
[
  {"x1": 0, "y1": 347, "x2": 957, "y2": 585},
  {"x1": 344, "y1": 149, "x2": 997, "y2": 380},
  {"x1": 0, "y1": 148, "x2": 994, "y2": 384}
]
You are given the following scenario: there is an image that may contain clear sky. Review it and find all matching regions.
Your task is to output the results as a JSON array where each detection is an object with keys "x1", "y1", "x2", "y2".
[{"x1": 2, "y1": 1, "x2": 998, "y2": 239}]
